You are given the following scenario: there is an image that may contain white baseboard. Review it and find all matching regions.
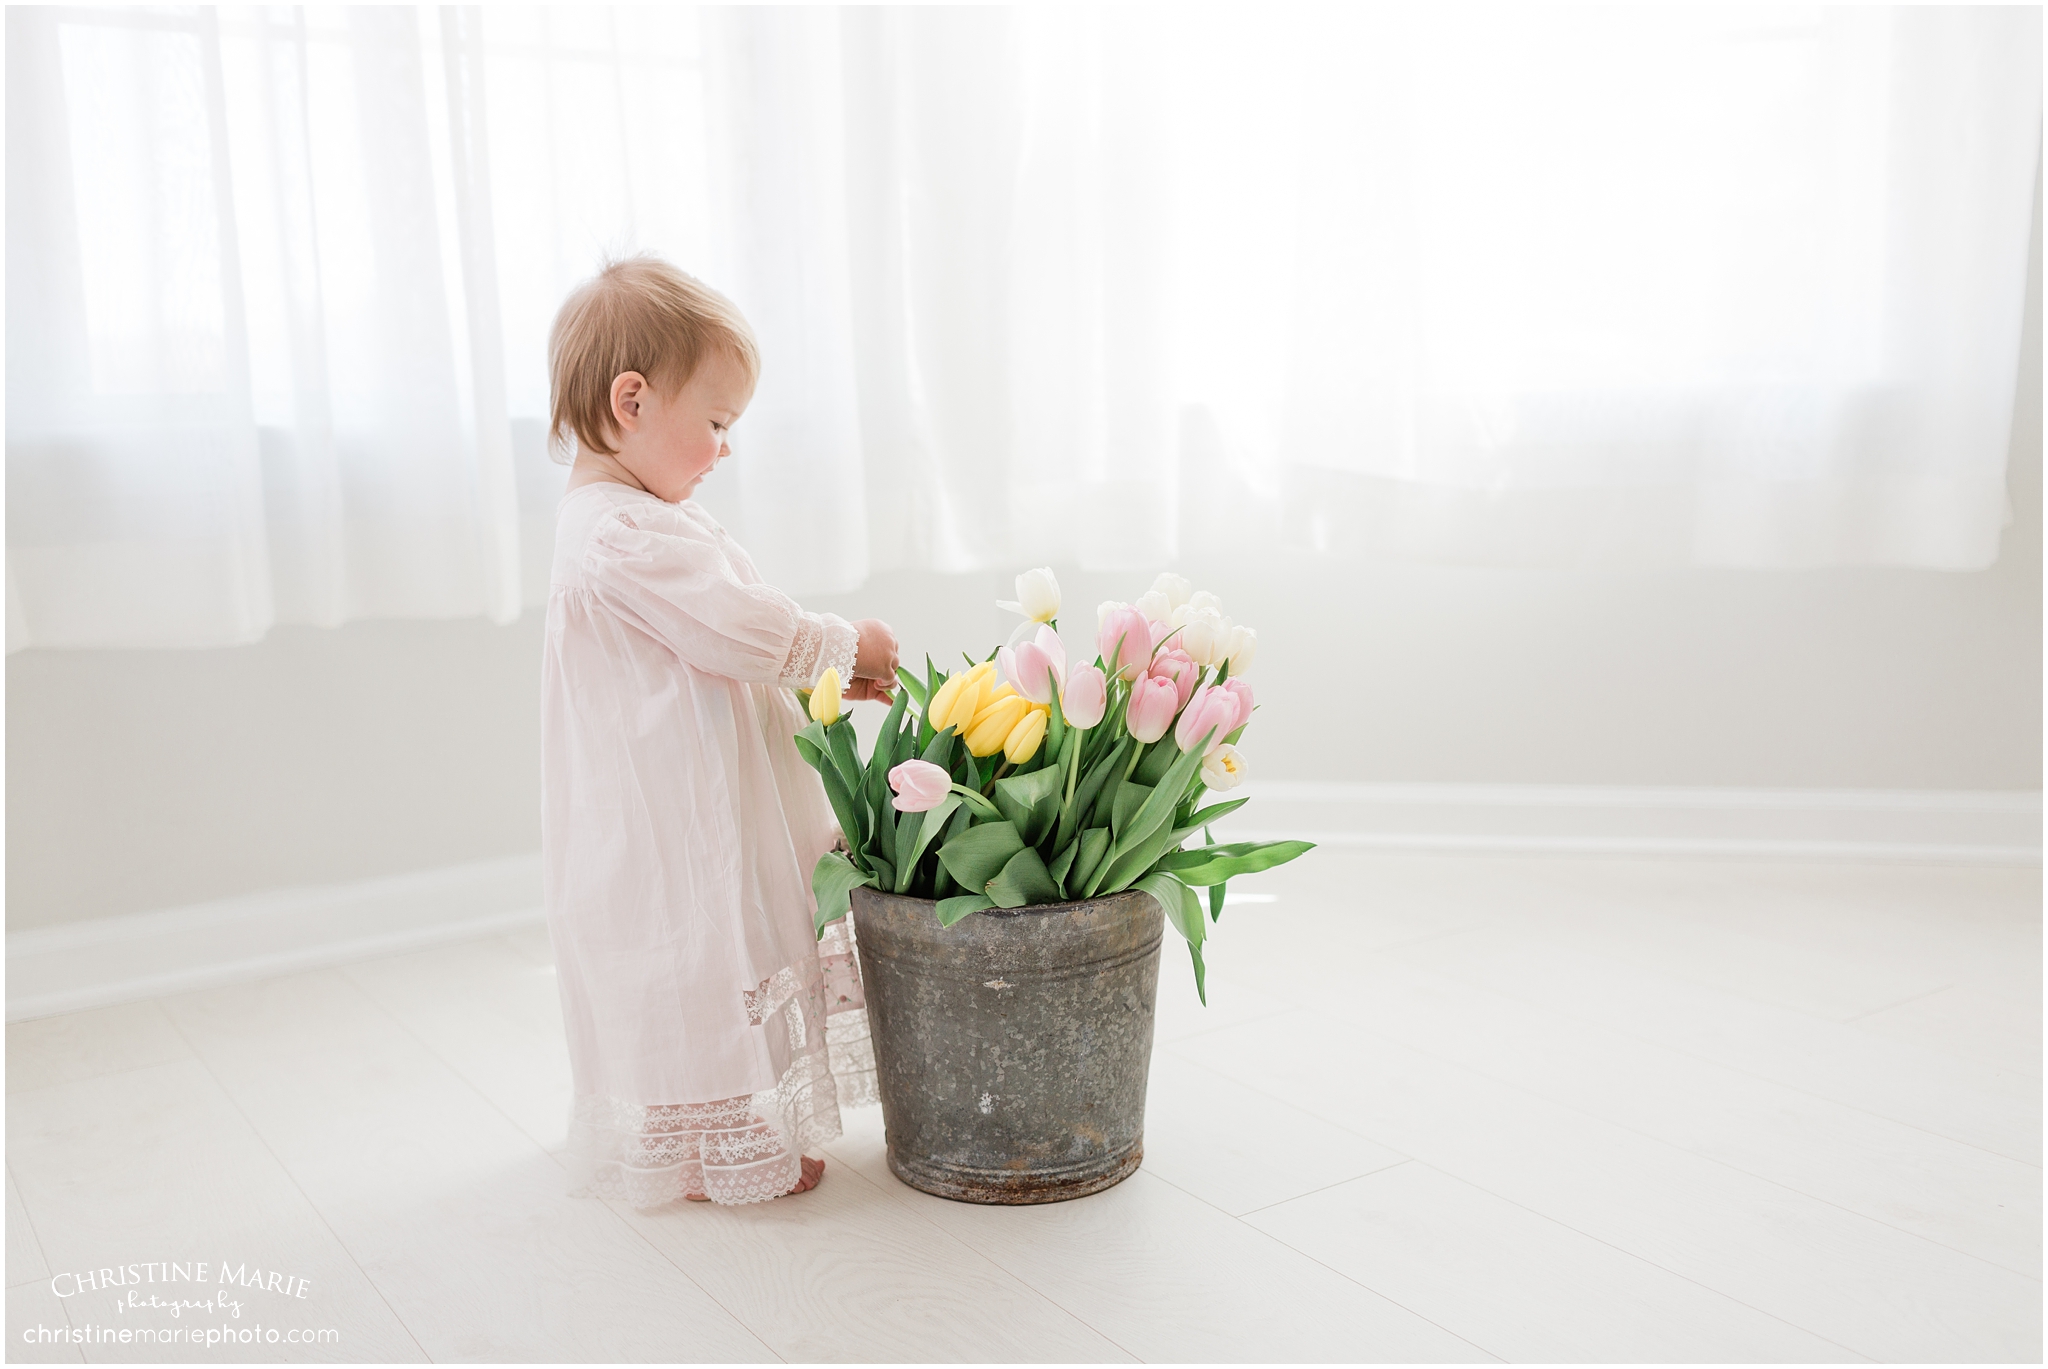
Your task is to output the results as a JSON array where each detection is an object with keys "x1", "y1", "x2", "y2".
[
  {"x1": 6, "y1": 855, "x2": 544, "y2": 1023},
  {"x1": 7, "y1": 786, "x2": 2038, "y2": 1024},
  {"x1": 1212, "y1": 783, "x2": 2043, "y2": 865}
]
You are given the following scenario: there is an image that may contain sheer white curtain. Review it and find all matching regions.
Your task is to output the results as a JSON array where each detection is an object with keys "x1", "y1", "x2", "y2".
[{"x1": 7, "y1": 5, "x2": 2039, "y2": 649}]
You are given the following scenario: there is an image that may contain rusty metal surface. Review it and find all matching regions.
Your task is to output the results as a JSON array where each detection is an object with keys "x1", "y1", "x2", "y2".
[{"x1": 850, "y1": 887, "x2": 1164, "y2": 1205}]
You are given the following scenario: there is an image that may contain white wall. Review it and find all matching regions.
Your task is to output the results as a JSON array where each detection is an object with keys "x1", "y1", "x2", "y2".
[{"x1": 9, "y1": 230, "x2": 2038, "y2": 933}]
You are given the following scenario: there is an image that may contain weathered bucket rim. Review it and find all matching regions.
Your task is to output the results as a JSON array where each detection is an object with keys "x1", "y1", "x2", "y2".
[{"x1": 853, "y1": 887, "x2": 1156, "y2": 921}]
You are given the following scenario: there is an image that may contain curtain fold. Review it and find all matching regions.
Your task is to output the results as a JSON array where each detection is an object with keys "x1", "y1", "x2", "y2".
[{"x1": 7, "y1": 5, "x2": 2040, "y2": 650}]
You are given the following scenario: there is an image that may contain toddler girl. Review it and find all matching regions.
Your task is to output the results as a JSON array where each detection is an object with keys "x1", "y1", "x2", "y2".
[{"x1": 541, "y1": 257, "x2": 898, "y2": 1206}]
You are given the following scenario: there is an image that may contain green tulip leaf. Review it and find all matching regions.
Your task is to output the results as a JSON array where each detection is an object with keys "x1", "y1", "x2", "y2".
[
  {"x1": 1048, "y1": 840, "x2": 1079, "y2": 894},
  {"x1": 893, "y1": 666, "x2": 929, "y2": 709},
  {"x1": 868, "y1": 688, "x2": 912, "y2": 803},
  {"x1": 826, "y1": 718, "x2": 866, "y2": 800},
  {"x1": 936, "y1": 820, "x2": 1025, "y2": 892},
  {"x1": 813, "y1": 761, "x2": 869, "y2": 870},
  {"x1": 919, "y1": 726, "x2": 957, "y2": 771},
  {"x1": 1207, "y1": 828, "x2": 1227, "y2": 922},
  {"x1": 894, "y1": 795, "x2": 962, "y2": 894},
  {"x1": 893, "y1": 803, "x2": 922, "y2": 887},
  {"x1": 986, "y1": 846, "x2": 1061, "y2": 908},
  {"x1": 993, "y1": 766, "x2": 1065, "y2": 847},
  {"x1": 936, "y1": 893, "x2": 995, "y2": 927},
  {"x1": 1058, "y1": 736, "x2": 1127, "y2": 852},
  {"x1": 794, "y1": 719, "x2": 829, "y2": 766},
  {"x1": 1153, "y1": 840, "x2": 1317, "y2": 887},
  {"x1": 1092, "y1": 816, "x2": 1190, "y2": 898},
  {"x1": 1090, "y1": 726, "x2": 1217, "y2": 894},
  {"x1": 1135, "y1": 870, "x2": 1207, "y2": 1005},
  {"x1": 1135, "y1": 739, "x2": 1178, "y2": 787},
  {"x1": 1090, "y1": 769, "x2": 1122, "y2": 830},
  {"x1": 812, "y1": 851, "x2": 876, "y2": 938},
  {"x1": 1111, "y1": 780, "x2": 1155, "y2": 837},
  {"x1": 1068, "y1": 826, "x2": 1111, "y2": 895},
  {"x1": 1182, "y1": 797, "x2": 1249, "y2": 833},
  {"x1": 871, "y1": 797, "x2": 897, "y2": 875}
]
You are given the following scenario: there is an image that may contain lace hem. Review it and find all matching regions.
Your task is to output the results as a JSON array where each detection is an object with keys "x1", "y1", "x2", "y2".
[
  {"x1": 819, "y1": 917, "x2": 877, "y2": 1106},
  {"x1": 566, "y1": 921, "x2": 875, "y2": 1207},
  {"x1": 779, "y1": 612, "x2": 858, "y2": 688}
]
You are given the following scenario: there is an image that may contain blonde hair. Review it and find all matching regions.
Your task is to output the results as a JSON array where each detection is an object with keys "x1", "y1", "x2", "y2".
[{"x1": 547, "y1": 255, "x2": 760, "y2": 461}]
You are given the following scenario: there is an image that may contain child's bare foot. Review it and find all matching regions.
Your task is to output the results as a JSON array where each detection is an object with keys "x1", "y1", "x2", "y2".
[
  {"x1": 785, "y1": 1155, "x2": 825, "y2": 1196},
  {"x1": 681, "y1": 1156, "x2": 823, "y2": 1203}
]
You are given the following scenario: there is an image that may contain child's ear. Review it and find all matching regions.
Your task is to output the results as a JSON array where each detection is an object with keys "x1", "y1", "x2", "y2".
[{"x1": 610, "y1": 371, "x2": 647, "y2": 433}]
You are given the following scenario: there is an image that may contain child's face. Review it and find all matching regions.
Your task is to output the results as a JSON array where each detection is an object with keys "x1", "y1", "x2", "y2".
[{"x1": 611, "y1": 351, "x2": 752, "y2": 502}]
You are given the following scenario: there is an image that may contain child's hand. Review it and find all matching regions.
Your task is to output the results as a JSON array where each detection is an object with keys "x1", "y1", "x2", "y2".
[
  {"x1": 844, "y1": 677, "x2": 896, "y2": 704},
  {"x1": 852, "y1": 618, "x2": 900, "y2": 681}
]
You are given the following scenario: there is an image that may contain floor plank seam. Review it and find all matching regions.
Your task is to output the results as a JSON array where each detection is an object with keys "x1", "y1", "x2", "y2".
[
  {"x1": 1224, "y1": 1158, "x2": 1417, "y2": 1219},
  {"x1": 814, "y1": 1148, "x2": 1147, "y2": 1364},
  {"x1": 1133, "y1": 1161, "x2": 1518, "y2": 1360},
  {"x1": 1153, "y1": 1002, "x2": 1295, "y2": 1048},
  {"x1": 851, "y1": 1157, "x2": 1147, "y2": 1364},
  {"x1": 1225, "y1": 1210, "x2": 1510, "y2": 1364},
  {"x1": 1393, "y1": 955, "x2": 2045, "y2": 1170},
  {"x1": 1839, "y1": 982, "x2": 1963, "y2": 1024},
  {"x1": 590, "y1": 1198, "x2": 791, "y2": 1366},
  {"x1": 7, "y1": 1159, "x2": 59, "y2": 1297},
  {"x1": 1338, "y1": 1006, "x2": 2047, "y2": 1283},
  {"x1": 1161, "y1": 1048, "x2": 1885, "y2": 1362},
  {"x1": 333, "y1": 960, "x2": 788, "y2": 1365},
  {"x1": 5, "y1": 1054, "x2": 213, "y2": 1102},
  {"x1": 157, "y1": 989, "x2": 439, "y2": 1364}
]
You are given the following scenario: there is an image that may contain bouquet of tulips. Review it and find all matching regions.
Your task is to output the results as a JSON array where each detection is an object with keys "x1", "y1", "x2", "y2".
[{"x1": 793, "y1": 570, "x2": 1312, "y2": 1001}]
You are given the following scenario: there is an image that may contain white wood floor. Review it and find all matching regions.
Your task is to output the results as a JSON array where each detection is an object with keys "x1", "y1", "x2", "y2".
[{"x1": 6, "y1": 851, "x2": 2039, "y2": 1363}]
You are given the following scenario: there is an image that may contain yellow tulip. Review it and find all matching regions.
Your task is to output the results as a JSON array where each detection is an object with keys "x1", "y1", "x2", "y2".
[
  {"x1": 926, "y1": 661, "x2": 995, "y2": 734},
  {"x1": 963, "y1": 694, "x2": 1032, "y2": 757},
  {"x1": 809, "y1": 668, "x2": 843, "y2": 726},
  {"x1": 1003, "y1": 706, "x2": 1049, "y2": 763}
]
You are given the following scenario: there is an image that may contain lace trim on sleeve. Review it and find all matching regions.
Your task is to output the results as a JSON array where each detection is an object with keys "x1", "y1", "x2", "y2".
[
  {"x1": 820, "y1": 615, "x2": 858, "y2": 691},
  {"x1": 778, "y1": 612, "x2": 859, "y2": 688}
]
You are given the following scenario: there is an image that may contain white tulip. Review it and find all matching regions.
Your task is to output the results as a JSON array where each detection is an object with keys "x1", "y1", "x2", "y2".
[
  {"x1": 1200, "y1": 743, "x2": 1247, "y2": 791},
  {"x1": 997, "y1": 567, "x2": 1061, "y2": 624},
  {"x1": 1097, "y1": 599, "x2": 1131, "y2": 629},
  {"x1": 1224, "y1": 624, "x2": 1258, "y2": 676},
  {"x1": 1168, "y1": 601, "x2": 1193, "y2": 629},
  {"x1": 1150, "y1": 573, "x2": 1193, "y2": 611},
  {"x1": 1188, "y1": 590, "x2": 1226, "y2": 617},
  {"x1": 1176, "y1": 607, "x2": 1231, "y2": 667},
  {"x1": 1133, "y1": 589, "x2": 1173, "y2": 623}
]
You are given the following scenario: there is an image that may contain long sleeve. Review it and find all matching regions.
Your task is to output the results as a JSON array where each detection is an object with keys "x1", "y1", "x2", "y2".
[{"x1": 584, "y1": 501, "x2": 857, "y2": 687}]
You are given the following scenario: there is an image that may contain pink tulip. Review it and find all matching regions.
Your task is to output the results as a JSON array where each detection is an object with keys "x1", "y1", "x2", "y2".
[
  {"x1": 1220, "y1": 677, "x2": 1256, "y2": 732},
  {"x1": 1098, "y1": 606, "x2": 1154, "y2": 682},
  {"x1": 999, "y1": 623, "x2": 1068, "y2": 705},
  {"x1": 1148, "y1": 648, "x2": 1201, "y2": 710},
  {"x1": 1125, "y1": 676, "x2": 1180, "y2": 744},
  {"x1": 1062, "y1": 663, "x2": 1108, "y2": 729},
  {"x1": 888, "y1": 759, "x2": 952, "y2": 812},
  {"x1": 1174, "y1": 682, "x2": 1240, "y2": 756}
]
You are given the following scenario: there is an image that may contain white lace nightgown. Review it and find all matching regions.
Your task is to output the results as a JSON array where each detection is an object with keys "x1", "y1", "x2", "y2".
[{"x1": 542, "y1": 481, "x2": 876, "y2": 1207}]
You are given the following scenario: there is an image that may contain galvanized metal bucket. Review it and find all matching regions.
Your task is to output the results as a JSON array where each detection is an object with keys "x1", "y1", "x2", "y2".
[{"x1": 848, "y1": 886, "x2": 1165, "y2": 1204}]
